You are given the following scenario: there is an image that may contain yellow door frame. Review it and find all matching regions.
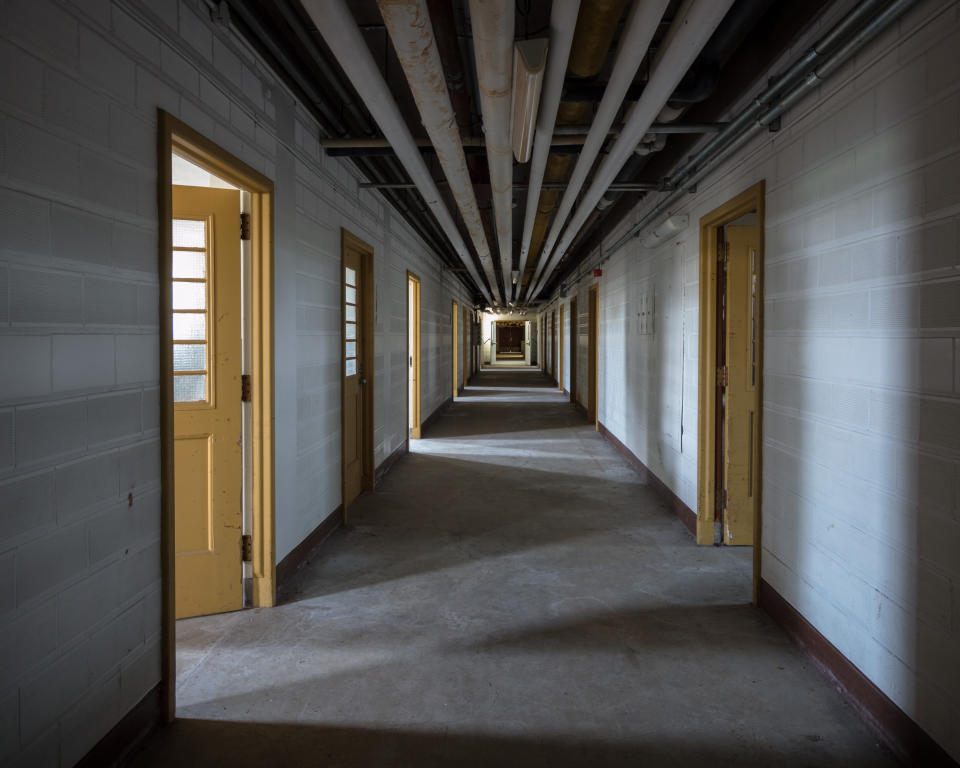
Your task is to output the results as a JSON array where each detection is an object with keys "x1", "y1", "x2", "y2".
[
  {"x1": 569, "y1": 297, "x2": 578, "y2": 404},
  {"x1": 407, "y1": 271, "x2": 421, "y2": 439},
  {"x1": 158, "y1": 110, "x2": 276, "y2": 722},
  {"x1": 588, "y1": 285, "x2": 599, "y2": 426},
  {"x1": 558, "y1": 305, "x2": 565, "y2": 391},
  {"x1": 452, "y1": 300, "x2": 459, "y2": 398},
  {"x1": 696, "y1": 180, "x2": 765, "y2": 603},
  {"x1": 341, "y1": 229, "x2": 375, "y2": 522}
]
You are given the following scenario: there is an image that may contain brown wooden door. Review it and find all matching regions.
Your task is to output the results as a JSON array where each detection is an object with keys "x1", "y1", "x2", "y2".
[{"x1": 343, "y1": 243, "x2": 364, "y2": 507}]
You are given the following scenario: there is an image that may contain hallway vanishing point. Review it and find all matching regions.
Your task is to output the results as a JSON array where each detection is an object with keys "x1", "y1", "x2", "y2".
[{"x1": 131, "y1": 369, "x2": 895, "y2": 767}]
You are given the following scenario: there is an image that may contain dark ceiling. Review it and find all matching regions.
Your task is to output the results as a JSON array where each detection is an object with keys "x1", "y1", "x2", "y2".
[{"x1": 223, "y1": 0, "x2": 832, "y2": 305}]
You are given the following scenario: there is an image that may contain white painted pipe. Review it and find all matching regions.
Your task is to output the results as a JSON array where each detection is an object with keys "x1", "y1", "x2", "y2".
[
  {"x1": 469, "y1": 0, "x2": 514, "y2": 306},
  {"x1": 516, "y1": 0, "x2": 580, "y2": 301},
  {"x1": 526, "y1": 0, "x2": 671, "y2": 296},
  {"x1": 377, "y1": 0, "x2": 503, "y2": 303},
  {"x1": 529, "y1": 0, "x2": 735, "y2": 299},
  {"x1": 302, "y1": 0, "x2": 494, "y2": 305}
]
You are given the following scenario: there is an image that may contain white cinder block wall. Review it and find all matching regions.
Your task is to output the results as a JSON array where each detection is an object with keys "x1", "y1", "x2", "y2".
[
  {"x1": 0, "y1": 0, "x2": 472, "y2": 765},
  {"x1": 560, "y1": 0, "x2": 959, "y2": 758}
]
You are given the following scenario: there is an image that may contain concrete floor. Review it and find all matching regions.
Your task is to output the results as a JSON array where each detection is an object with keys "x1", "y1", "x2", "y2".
[{"x1": 129, "y1": 369, "x2": 896, "y2": 767}]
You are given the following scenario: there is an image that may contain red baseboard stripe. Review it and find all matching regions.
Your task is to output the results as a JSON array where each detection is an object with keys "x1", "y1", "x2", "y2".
[
  {"x1": 758, "y1": 579, "x2": 957, "y2": 767},
  {"x1": 597, "y1": 421, "x2": 697, "y2": 537}
]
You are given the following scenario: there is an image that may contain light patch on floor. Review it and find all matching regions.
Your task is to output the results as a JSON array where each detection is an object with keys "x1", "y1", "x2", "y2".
[{"x1": 134, "y1": 369, "x2": 895, "y2": 767}]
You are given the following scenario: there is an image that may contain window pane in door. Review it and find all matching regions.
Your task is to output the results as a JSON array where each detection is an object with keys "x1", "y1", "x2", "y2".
[
  {"x1": 173, "y1": 343, "x2": 206, "y2": 372},
  {"x1": 173, "y1": 219, "x2": 205, "y2": 248},
  {"x1": 345, "y1": 267, "x2": 356, "y2": 286},
  {"x1": 173, "y1": 313, "x2": 206, "y2": 340},
  {"x1": 173, "y1": 281, "x2": 206, "y2": 310},
  {"x1": 173, "y1": 250, "x2": 206, "y2": 279},
  {"x1": 346, "y1": 359, "x2": 357, "y2": 376},
  {"x1": 345, "y1": 304, "x2": 356, "y2": 322},
  {"x1": 174, "y1": 374, "x2": 206, "y2": 402},
  {"x1": 345, "y1": 286, "x2": 356, "y2": 304},
  {"x1": 345, "y1": 322, "x2": 356, "y2": 340},
  {"x1": 345, "y1": 341, "x2": 356, "y2": 358}
]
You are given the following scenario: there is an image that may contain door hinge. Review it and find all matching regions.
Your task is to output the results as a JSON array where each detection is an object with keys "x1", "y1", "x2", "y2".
[
  {"x1": 718, "y1": 241, "x2": 729, "y2": 264},
  {"x1": 241, "y1": 534, "x2": 253, "y2": 562},
  {"x1": 241, "y1": 373, "x2": 251, "y2": 402},
  {"x1": 716, "y1": 366, "x2": 729, "y2": 387},
  {"x1": 240, "y1": 212, "x2": 251, "y2": 241}
]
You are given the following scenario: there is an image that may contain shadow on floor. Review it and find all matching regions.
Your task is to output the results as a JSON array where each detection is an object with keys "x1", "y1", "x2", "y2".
[{"x1": 129, "y1": 717, "x2": 893, "y2": 768}]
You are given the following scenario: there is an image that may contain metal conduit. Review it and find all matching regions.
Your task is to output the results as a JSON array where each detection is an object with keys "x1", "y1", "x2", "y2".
[{"x1": 558, "y1": 0, "x2": 917, "y2": 296}]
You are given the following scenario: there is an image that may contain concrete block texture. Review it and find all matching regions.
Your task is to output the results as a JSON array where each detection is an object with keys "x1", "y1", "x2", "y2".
[{"x1": 591, "y1": 1, "x2": 960, "y2": 762}]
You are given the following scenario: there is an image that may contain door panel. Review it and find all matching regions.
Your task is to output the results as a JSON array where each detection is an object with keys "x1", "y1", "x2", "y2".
[
  {"x1": 343, "y1": 247, "x2": 363, "y2": 507},
  {"x1": 588, "y1": 286, "x2": 598, "y2": 423},
  {"x1": 172, "y1": 185, "x2": 242, "y2": 619},
  {"x1": 452, "y1": 301, "x2": 459, "y2": 398},
  {"x1": 722, "y1": 225, "x2": 759, "y2": 544}
]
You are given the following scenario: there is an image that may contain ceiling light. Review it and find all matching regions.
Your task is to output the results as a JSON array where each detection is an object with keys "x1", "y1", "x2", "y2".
[
  {"x1": 511, "y1": 270, "x2": 520, "y2": 284},
  {"x1": 511, "y1": 39, "x2": 548, "y2": 164}
]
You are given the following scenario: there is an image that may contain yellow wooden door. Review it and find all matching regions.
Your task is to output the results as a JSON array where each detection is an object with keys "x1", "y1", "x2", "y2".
[
  {"x1": 172, "y1": 185, "x2": 243, "y2": 619},
  {"x1": 343, "y1": 245, "x2": 364, "y2": 507},
  {"x1": 722, "y1": 225, "x2": 760, "y2": 544}
]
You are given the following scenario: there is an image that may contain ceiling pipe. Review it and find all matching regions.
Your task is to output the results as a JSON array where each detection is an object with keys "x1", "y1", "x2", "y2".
[
  {"x1": 553, "y1": 0, "x2": 915, "y2": 298},
  {"x1": 303, "y1": 0, "x2": 494, "y2": 305},
  {"x1": 516, "y1": 0, "x2": 580, "y2": 303},
  {"x1": 526, "y1": 0, "x2": 672, "y2": 298},
  {"x1": 377, "y1": 0, "x2": 502, "y2": 303},
  {"x1": 529, "y1": 0, "x2": 736, "y2": 300},
  {"x1": 469, "y1": 0, "x2": 515, "y2": 305},
  {"x1": 519, "y1": 0, "x2": 624, "y2": 295}
]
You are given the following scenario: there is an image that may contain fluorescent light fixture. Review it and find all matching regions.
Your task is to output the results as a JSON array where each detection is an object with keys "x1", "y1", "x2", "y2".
[
  {"x1": 642, "y1": 214, "x2": 689, "y2": 248},
  {"x1": 511, "y1": 39, "x2": 548, "y2": 164}
]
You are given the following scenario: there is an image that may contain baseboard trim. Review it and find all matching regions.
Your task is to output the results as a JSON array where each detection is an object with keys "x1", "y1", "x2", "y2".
[
  {"x1": 758, "y1": 579, "x2": 958, "y2": 767},
  {"x1": 597, "y1": 421, "x2": 697, "y2": 537},
  {"x1": 77, "y1": 683, "x2": 161, "y2": 768},
  {"x1": 276, "y1": 505, "x2": 343, "y2": 588},
  {"x1": 421, "y1": 397, "x2": 452, "y2": 436},
  {"x1": 375, "y1": 438, "x2": 408, "y2": 486}
]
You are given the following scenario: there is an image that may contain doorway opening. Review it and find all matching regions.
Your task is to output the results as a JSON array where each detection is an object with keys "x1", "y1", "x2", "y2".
[
  {"x1": 558, "y1": 305, "x2": 565, "y2": 392},
  {"x1": 697, "y1": 181, "x2": 765, "y2": 601},
  {"x1": 342, "y1": 229, "x2": 375, "y2": 520},
  {"x1": 408, "y1": 272, "x2": 421, "y2": 439},
  {"x1": 569, "y1": 297, "x2": 578, "y2": 404},
  {"x1": 495, "y1": 322, "x2": 525, "y2": 359},
  {"x1": 588, "y1": 285, "x2": 599, "y2": 426},
  {"x1": 452, "y1": 301, "x2": 460, "y2": 398},
  {"x1": 159, "y1": 112, "x2": 275, "y2": 721}
]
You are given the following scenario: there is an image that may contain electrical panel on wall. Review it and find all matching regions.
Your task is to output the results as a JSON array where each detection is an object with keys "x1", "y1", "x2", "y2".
[{"x1": 637, "y1": 288, "x2": 655, "y2": 335}]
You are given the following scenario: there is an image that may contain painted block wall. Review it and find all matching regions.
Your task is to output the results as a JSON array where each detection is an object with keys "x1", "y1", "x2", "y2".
[
  {"x1": 555, "y1": 0, "x2": 960, "y2": 758},
  {"x1": 0, "y1": 0, "x2": 472, "y2": 765}
]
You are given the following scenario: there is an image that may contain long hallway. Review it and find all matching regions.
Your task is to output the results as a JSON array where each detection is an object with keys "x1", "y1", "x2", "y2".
[{"x1": 131, "y1": 370, "x2": 894, "y2": 767}]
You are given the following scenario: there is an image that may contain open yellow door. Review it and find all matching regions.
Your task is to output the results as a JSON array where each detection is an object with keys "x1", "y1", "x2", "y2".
[
  {"x1": 172, "y1": 185, "x2": 243, "y2": 618},
  {"x1": 721, "y1": 225, "x2": 760, "y2": 544}
]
